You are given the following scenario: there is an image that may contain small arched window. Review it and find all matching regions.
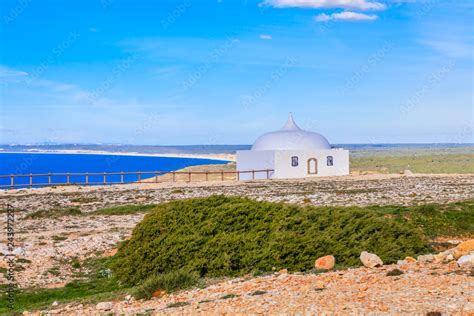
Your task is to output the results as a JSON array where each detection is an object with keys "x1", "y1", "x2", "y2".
[
  {"x1": 327, "y1": 156, "x2": 334, "y2": 166},
  {"x1": 291, "y1": 156, "x2": 299, "y2": 167}
]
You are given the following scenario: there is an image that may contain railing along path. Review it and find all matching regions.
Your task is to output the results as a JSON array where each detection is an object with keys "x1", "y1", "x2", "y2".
[{"x1": 0, "y1": 169, "x2": 274, "y2": 189}]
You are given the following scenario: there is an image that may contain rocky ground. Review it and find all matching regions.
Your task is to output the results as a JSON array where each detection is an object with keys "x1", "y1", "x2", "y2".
[
  {"x1": 0, "y1": 173, "x2": 473, "y2": 314},
  {"x1": 2, "y1": 174, "x2": 473, "y2": 214},
  {"x1": 25, "y1": 251, "x2": 474, "y2": 315}
]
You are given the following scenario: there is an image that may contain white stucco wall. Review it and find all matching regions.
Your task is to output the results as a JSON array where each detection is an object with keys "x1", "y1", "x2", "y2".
[
  {"x1": 273, "y1": 149, "x2": 349, "y2": 179},
  {"x1": 236, "y1": 150, "x2": 275, "y2": 180},
  {"x1": 236, "y1": 149, "x2": 349, "y2": 180}
]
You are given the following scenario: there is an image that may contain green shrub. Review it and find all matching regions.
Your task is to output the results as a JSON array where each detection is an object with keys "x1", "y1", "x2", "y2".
[
  {"x1": 221, "y1": 294, "x2": 239, "y2": 299},
  {"x1": 167, "y1": 301, "x2": 189, "y2": 308},
  {"x1": 90, "y1": 204, "x2": 156, "y2": 216},
  {"x1": 386, "y1": 268, "x2": 404, "y2": 276},
  {"x1": 368, "y1": 201, "x2": 474, "y2": 238},
  {"x1": 0, "y1": 257, "x2": 124, "y2": 314},
  {"x1": 25, "y1": 207, "x2": 82, "y2": 219},
  {"x1": 132, "y1": 270, "x2": 199, "y2": 300},
  {"x1": 111, "y1": 196, "x2": 429, "y2": 286},
  {"x1": 251, "y1": 290, "x2": 267, "y2": 296}
]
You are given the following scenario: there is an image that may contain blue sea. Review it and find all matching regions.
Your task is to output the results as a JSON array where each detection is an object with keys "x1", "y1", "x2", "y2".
[{"x1": 0, "y1": 153, "x2": 229, "y2": 189}]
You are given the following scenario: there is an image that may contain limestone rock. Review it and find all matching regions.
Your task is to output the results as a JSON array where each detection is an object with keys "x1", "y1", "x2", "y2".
[
  {"x1": 104, "y1": 248, "x2": 118, "y2": 257},
  {"x1": 405, "y1": 256, "x2": 417, "y2": 263},
  {"x1": 403, "y1": 169, "x2": 414, "y2": 176},
  {"x1": 360, "y1": 251, "x2": 383, "y2": 268},
  {"x1": 315, "y1": 280, "x2": 325, "y2": 289},
  {"x1": 433, "y1": 253, "x2": 444, "y2": 263},
  {"x1": 453, "y1": 240, "x2": 474, "y2": 259},
  {"x1": 12, "y1": 247, "x2": 25, "y2": 256},
  {"x1": 51, "y1": 301, "x2": 58, "y2": 307},
  {"x1": 433, "y1": 250, "x2": 454, "y2": 263},
  {"x1": 96, "y1": 302, "x2": 113, "y2": 311},
  {"x1": 417, "y1": 254, "x2": 434, "y2": 263},
  {"x1": 457, "y1": 254, "x2": 474, "y2": 268},
  {"x1": 152, "y1": 289, "x2": 165, "y2": 298},
  {"x1": 315, "y1": 255, "x2": 335, "y2": 270}
]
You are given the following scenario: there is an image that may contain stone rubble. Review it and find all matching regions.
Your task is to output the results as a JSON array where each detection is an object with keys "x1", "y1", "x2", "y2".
[
  {"x1": 26, "y1": 257, "x2": 474, "y2": 315},
  {"x1": 453, "y1": 240, "x2": 474, "y2": 259},
  {"x1": 314, "y1": 255, "x2": 335, "y2": 270},
  {"x1": 360, "y1": 251, "x2": 383, "y2": 268},
  {"x1": 457, "y1": 254, "x2": 474, "y2": 268}
]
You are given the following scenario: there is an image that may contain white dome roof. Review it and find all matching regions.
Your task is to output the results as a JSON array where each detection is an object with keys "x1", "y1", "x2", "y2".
[{"x1": 252, "y1": 113, "x2": 331, "y2": 151}]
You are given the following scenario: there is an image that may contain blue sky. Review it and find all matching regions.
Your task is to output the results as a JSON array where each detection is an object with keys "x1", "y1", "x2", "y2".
[{"x1": 0, "y1": 0, "x2": 472, "y2": 145}]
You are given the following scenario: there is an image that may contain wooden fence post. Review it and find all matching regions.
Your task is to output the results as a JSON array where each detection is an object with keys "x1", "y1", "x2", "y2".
[
  {"x1": 121, "y1": 172, "x2": 124, "y2": 184},
  {"x1": 103, "y1": 173, "x2": 106, "y2": 185},
  {"x1": 252, "y1": 170, "x2": 255, "y2": 180},
  {"x1": 48, "y1": 173, "x2": 52, "y2": 186},
  {"x1": 10, "y1": 175, "x2": 14, "y2": 189},
  {"x1": 188, "y1": 171, "x2": 191, "y2": 182},
  {"x1": 236, "y1": 171, "x2": 239, "y2": 181},
  {"x1": 221, "y1": 171, "x2": 224, "y2": 181},
  {"x1": 205, "y1": 172, "x2": 209, "y2": 181},
  {"x1": 67, "y1": 173, "x2": 70, "y2": 185},
  {"x1": 155, "y1": 173, "x2": 158, "y2": 183},
  {"x1": 86, "y1": 173, "x2": 89, "y2": 186},
  {"x1": 266, "y1": 169, "x2": 269, "y2": 179},
  {"x1": 30, "y1": 174, "x2": 33, "y2": 188}
]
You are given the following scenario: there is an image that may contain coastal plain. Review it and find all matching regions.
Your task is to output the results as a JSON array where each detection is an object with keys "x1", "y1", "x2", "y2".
[
  {"x1": 1, "y1": 172, "x2": 473, "y2": 314},
  {"x1": 0, "y1": 146, "x2": 473, "y2": 314}
]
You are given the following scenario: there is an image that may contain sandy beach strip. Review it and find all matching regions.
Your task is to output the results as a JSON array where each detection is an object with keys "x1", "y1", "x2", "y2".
[{"x1": 0, "y1": 150, "x2": 236, "y2": 162}]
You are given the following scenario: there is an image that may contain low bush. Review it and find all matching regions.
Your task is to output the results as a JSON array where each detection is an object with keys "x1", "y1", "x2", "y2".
[
  {"x1": 367, "y1": 200, "x2": 474, "y2": 238},
  {"x1": 132, "y1": 270, "x2": 199, "y2": 300},
  {"x1": 25, "y1": 207, "x2": 82, "y2": 219},
  {"x1": 0, "y1": 257, "x2": 123, "y2": 313},
  {"x1": 111, "y1": 196, "x2": 430, "y2": 286},
  {"x1": 90, "y1": 204, "x2": 156, "y2": 216}
]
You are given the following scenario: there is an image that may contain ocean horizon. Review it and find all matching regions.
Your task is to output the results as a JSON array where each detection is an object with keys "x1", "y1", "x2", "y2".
[{"x1": 1, "y1": 142, "x2": 472, "y2": 154}]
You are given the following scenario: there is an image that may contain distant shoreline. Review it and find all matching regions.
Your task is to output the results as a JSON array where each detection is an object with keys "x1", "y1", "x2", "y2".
[{"x1": 0, "y1": 150, "x2": 236, "y2": 162}]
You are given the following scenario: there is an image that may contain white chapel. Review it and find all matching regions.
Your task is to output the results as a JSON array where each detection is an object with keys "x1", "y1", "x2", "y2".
[{"x1": 236, "y1": 113, "x2": 349, "y2": 180}]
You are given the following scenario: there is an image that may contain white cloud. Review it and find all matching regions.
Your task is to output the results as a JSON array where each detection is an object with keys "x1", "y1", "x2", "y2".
[
  {"x1": 0, "y1": 65, "x2": 28, "y2": 83},
  {"x1": 261, "y1": 0, "x2": 386, "y2": 11},
  {"x1": 0, "y1": 65, "x2": 116, "y2": 107},
  {"x1": 315, "y1": 11, "x2": 378, "y2": 22},
  {"x1": 259, "y1": 34, "x2": 273, "y2": 40},
  {"x1": 315, "y1": 13, "x2": 331, "y2": 21},
  {"x1": 423, "y1": 38, "x2": 473, "y2": 59}
]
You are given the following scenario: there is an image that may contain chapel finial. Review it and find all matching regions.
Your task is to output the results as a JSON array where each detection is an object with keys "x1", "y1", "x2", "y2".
[{"x1": 281, "y1": 112, "x2": 301, "y2": 131}]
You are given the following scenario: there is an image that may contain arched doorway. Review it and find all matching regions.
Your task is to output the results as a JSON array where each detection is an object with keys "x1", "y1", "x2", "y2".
[{"x1": 307, "y1": 158, "x2": 318, "y2": 175}]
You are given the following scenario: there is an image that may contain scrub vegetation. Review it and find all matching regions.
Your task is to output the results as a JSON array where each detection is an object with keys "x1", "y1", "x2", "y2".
[
  {"x1": 351, "y1": 154, "x2": 474, "y2": 174},
  {"x1": 25, "y1": 207, "x2": 82, "y2": 219},
  {"x1": 89, "y1": 204, "x2": 157, "y2": 216},
  {"x1": 0, "y1": 257, "x2": 124, "y2": 313},
  {"x1": 2, "y1": 196, "x2": 472, "y2": 313},
  {"x1": 23, "y1": 204, "x2": 157, "y2": 219},
  {"x1": 132, "y1": 270, "x2": 200, "y2": 300},
  {"x1": 111, "y1": 196, "x2": 473, "y2": 286}
]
